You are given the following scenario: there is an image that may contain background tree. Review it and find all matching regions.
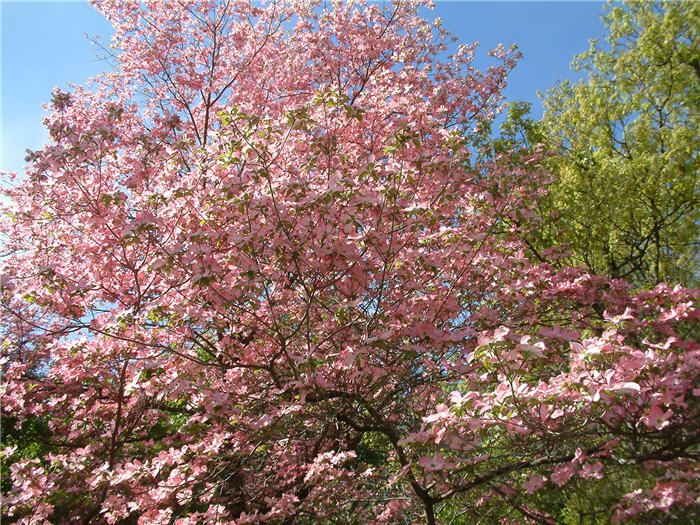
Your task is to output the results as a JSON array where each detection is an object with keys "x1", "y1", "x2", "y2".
[
  {"x1": 1, "y1": 1, "x2": 698, "y2": 524},
  {"x1": 492, "y1": 0, "x2": 699, "y2": 288}
]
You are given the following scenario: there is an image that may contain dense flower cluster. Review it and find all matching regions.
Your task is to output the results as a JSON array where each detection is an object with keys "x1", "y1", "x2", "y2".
[{"x1": 1, "y1": 1, "x2": 697, "y2": 524}]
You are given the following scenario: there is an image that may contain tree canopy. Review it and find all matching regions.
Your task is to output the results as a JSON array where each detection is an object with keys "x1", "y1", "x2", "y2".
[
  {"x1": 1, "y1": 1, "x2": 698, "y2": 524},
  {"x1": 525, "y1": 0, "x2": 699, "y2": 287}
]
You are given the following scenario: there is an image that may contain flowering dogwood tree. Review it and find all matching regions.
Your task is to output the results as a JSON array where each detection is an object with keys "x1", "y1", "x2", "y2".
[{"x1": 1, "y1": 1, "x2": 698, "y2": 524}]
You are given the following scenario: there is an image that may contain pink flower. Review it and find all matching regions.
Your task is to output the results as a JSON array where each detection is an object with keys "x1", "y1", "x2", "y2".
[
  {"x1": 424, "y1": 404, "x2": 452, "y2": 423},
  {"x1": 523, "y1": 475, "x2": 547, "y2": 494},
  {"x1": 449, "y1": 390, "x2": 464, "y2": 405},
  {"x1": 493, "y1": 325, "x2": 510, "y2": 341},
  {"x1": 580, "y1": 462, "x2": 603, "y2": 479},
  {"x1": 551, "y1": 464, "x2": 575, "y2": 487},
  {"x1": 641, "y1": 405, "x2": 673, "y2": 430},
  {"x1": 418, "y1": 452, "x2": 455, "y2": 472},
  {"x1": 612, "y1": 382, "x2": 641, "y2": 395},
  {"x1": 398, "y1": 430, "x2": 431, "y2": 445}
]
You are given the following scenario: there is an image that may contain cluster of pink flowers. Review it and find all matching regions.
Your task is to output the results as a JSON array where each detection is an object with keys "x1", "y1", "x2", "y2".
[{"x1": 1, "y1": 1, "x2": 697, "y2": 523}]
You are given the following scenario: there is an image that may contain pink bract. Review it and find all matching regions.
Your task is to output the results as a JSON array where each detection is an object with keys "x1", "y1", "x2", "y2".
[{"x1": 1, "y1": 1, "x2": 698, "y2": 524}]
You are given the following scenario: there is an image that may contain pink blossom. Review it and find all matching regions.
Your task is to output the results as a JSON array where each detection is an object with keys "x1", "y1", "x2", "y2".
[
  {"x1": 418, "y1": 452, "x2": 455, "y2": 472},
  {"x1": 580, "y1": 462, "x2": 604, "y2": 480},
  {"x1": 0, "y1": 0, "x2": 697, "y2": 522},
  {"x1": 551, "y1": 464, "x2": 576, "y2": 487},
  {"x1": 641, "y1": 405, "x2": 674, "y2": 430},
  {"x1": 523, "y1": 475, "x2": 548, "y2": 494}
]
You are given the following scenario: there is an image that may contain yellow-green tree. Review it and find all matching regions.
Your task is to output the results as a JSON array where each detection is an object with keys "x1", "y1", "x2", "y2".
[{"x1": 532, "y1": 0, "x2": 699, "y2": 287}]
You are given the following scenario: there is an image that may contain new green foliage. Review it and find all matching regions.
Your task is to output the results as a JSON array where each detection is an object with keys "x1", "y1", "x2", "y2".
[{"x1": 502, "y1": 1, "x2": 699, "y2": 287}]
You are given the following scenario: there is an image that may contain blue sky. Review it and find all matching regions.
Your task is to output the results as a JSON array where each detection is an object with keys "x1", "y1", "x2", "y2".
[{"x1": 1, "y1": 1, "x2": 606, "y2": 176}]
